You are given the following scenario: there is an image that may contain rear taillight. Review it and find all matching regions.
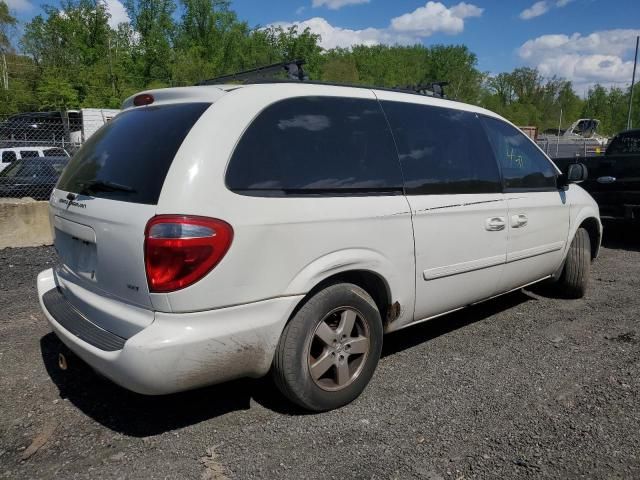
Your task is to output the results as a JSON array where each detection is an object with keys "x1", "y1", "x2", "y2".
[{"x1": 144, "y1": 215, "x2": 233, "y2": 293}]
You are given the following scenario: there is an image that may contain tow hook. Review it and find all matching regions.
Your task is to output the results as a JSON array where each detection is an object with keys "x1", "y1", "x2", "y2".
[{"x1": 58, "y1": 352, "x2": 68, "y2": 371}]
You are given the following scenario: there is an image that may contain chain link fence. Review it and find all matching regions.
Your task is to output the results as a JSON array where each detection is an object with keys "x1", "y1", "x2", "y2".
[{"x1": 0, "y1": 109, "x2": 118, "y2": 201}]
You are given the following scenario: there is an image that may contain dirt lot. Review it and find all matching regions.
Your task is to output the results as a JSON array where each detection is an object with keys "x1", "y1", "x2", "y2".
[{"x1": 1, "y1": 224, "x2": 639, "y2": 479}]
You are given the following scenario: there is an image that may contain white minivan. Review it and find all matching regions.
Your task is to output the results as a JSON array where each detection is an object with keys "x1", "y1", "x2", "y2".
[{"x1": 37, "y1": 82, "x2": 601, "y2": 411}]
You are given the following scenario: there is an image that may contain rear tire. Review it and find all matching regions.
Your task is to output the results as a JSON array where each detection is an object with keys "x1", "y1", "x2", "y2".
[
  {"x1": 272, "y1": 283, "x2": 383, "y2": 412},
  {"x1": 557, "y1": 227, "x2": 591, "y2": 298}
]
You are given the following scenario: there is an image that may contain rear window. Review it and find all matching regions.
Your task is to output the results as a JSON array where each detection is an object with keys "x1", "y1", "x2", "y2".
[
  {"x1": 226, "y1": 96, "x2": 403, "y2": 195},
  {"x1": 57, "y1": 103, "x2": 210, "y2": 204},
  {"x1": 606, "y1": 132, "x2": 640, "y2": 155},
  {"x1": 43, "y1": 148, "x2": 68, "y2": 157},
  {"x1": 20, "y1": 150, "x2": 40, "y2": 158}
]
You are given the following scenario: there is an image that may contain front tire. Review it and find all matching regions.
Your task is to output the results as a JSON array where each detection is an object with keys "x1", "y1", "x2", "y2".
[
  {"x1": 556, "y1": 227, "x2": 591, "y2": 298},
  {"x1": 272, "y1": 283, "x2": 383, "y2": 411}
]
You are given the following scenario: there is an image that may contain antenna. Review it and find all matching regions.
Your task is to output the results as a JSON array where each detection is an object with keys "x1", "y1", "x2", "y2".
[{"x1": 198, "y1": 60, "x2": 307, "y2": 86}]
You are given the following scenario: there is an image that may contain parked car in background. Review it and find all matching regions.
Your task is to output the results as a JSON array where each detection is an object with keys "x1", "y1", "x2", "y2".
[
  {"x1": 0, "y1": 156, "x2": 69, "y2": 200},
  {"x1": 0, "y1": 146, "x2": 70, "y2": 173},
  {"x1": 554, "y1": 129, "x2": 640, "y2": 222},
  {"x1": 37, "y1": 82, "x2": 601, "y2": 412}
]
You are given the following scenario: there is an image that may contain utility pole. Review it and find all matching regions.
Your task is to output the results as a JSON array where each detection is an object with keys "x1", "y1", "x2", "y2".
[
  {"x1": 627, "y1": 35, "x2": 639, "y2": 130},
  {"x1": 556, "y1": 108, "x2": 562, "y2": 158}
]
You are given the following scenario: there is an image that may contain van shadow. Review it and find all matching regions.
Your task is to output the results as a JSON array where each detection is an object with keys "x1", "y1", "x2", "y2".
[
  {"x1": 382, "y1": 290, "x2": 532, "y2": 357},
  {"x1": 40, "y1": 291, "x2": 533, "y2": 437},
  {"x1": 600, "y1": 221, "x2": 640, "y2": 253}
]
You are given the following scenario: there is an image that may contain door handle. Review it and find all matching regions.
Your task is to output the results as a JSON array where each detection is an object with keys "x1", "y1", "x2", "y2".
[
  {"x1": 485, "y1": 217, "x2": 506, "y2": 231},
  {"x1": 511, "y1": 214, "x2": 528, "y2": 228},
  {"x1": 597, "y1": 176, "x2": 616, "y2": 184}
]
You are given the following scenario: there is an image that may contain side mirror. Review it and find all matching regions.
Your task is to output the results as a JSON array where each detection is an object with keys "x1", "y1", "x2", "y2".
[
  {"x1": 558, "y1": 162, "x2": 588, "y2": 188},
  {"x1": 567, "y1": 163, "x2": 588, "y2": 182}
]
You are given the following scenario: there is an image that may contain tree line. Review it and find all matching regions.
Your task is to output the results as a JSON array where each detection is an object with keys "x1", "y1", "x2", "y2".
[{"x1": 1, "y1": 0, "x2": 638, "y2": 135}]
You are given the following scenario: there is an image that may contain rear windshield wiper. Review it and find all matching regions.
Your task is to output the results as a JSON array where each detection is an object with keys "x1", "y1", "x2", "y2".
[{"x1": 77, "y1": 180, "x2": 137, "y2": 195}]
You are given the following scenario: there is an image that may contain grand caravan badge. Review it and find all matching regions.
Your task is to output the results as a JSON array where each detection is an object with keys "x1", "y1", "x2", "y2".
[{"x1": 58, "y1": 198, "x2": 87, "y2": 209}]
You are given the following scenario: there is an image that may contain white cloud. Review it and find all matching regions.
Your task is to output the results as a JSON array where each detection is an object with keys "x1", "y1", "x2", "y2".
[
  {"x1": 519, "y1": 1, "x2": 549, "y2": 20},
  {"x1": 272, "y1": 2, "x2": 483, "y2": 49},
  {"x1": 391, "y1": 1, "x2": 483, "y2": 36},
  {"x1": 271, "y1": 17, "x2": 407, "y2": 49},
  {"x1": 518, "y1": 29, "x2": 640, "y2": 90},
  {"x1": 312, "y1": 0, "x2": 370, "y2": 9},
  {"x1": 4, "y1": 0, "x2": 32, "y2": 12},
  {"x1": 519, "y1": 0, "x2": 575, "y2": 20},
  {"x1": 104, "y1": 0, "x2": 130, "y2": 28}
]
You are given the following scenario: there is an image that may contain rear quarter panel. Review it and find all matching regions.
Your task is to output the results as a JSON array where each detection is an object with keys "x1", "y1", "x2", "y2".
[{"x1": 155, "y1": 84, "x2": 416, "y2": 326}]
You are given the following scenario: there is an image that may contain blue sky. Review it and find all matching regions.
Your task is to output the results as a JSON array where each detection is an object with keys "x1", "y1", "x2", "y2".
[{"x1": 7, "y1": 0, "x2": 640, "y2": 91}]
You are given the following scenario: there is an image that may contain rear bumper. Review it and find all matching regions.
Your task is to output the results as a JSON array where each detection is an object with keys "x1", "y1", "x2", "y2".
[{"x1": 37, "y1": 269, "x2": 303, "y2": 395}]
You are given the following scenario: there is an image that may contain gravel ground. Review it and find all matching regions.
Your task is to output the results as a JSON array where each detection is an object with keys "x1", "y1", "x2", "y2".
[{"x1": 1, "y1": 224, "x2": 639, "y2": 479}]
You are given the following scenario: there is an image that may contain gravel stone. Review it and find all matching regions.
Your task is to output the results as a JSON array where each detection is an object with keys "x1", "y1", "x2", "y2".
[{"x1": 0, "y1": 223, "x2": 639, "y2": 479}]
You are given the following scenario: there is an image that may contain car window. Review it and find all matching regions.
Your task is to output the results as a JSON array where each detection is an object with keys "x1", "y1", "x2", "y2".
[
  {"x1": 20, "y1": 150, "x2": 40, "y2": 158},
  {"x1": 381, "y1": 101, "x2": 501, "y2": 195},
  {"x1": 606, "y1": 132, "x2": 640, "y2": 155},
  {"x1": 481, "y1": 116, "x2": 557, "y2": 190},
  {"x1": 226, "y1": 96, "x2": 403, "y2": 195},
  {"x1": 57, "y1": 103, "x2": 210, "y2": 204},
  {"x1": 2, "y1": 151, "x2": 17, "y2": 163},
  {"x1": 43, "y1": 148, "x2": 68, "y2": 157}
]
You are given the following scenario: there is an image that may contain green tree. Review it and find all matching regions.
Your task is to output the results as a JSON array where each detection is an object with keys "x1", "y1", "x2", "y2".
[
  {"x1": 36, "y1": 68, "x2": 79, "y2": 109},
  {"x1": 0, "y1": 0, "x2": 16, "y2": 51},
  {"x1": 125, "y1": 0, "x2": 176, "y2": 85}
]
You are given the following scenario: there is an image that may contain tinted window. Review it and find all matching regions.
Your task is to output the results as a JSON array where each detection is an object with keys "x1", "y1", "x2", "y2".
[
  {"x1": 43, "y1": 148, "x2": 68, "y2": 157},
  {"x1": 226, "y1": 96, "x2": 402, "y2": 195},
  {"x1": 2, "y1": 151, "x2": 17, "y2": 163},
  {"x1": 57, "y1": 103, "x2": 210, "y2": 204},
  {"x1": 381, "y1": 101, "x2": 501, "y2": 195},
  {"x1": 606, "y1": 131, "x2": 640, "y2": 155},
  {"x1": 481, "y1": 116, "x2": 557, "y2": 190},
  {"x1": 20, "y1": 150, "x2": 40, "y2": 158}
]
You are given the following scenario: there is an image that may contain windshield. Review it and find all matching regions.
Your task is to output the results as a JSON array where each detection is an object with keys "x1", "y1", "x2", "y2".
[{"x1": 56, "y1": 102, "x2": 211, "y2": 204}]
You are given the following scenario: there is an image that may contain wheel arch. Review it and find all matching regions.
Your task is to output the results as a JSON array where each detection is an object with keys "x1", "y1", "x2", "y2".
[
  {"x1": 287, "y1": 269, "x2": 397, "y2": 332},
  {"x1": 284, "y1": 248, "x2": 410, "y2": 328},
  {"x1": 579, "y1": 216, "x2": 601, "y2": 260}
]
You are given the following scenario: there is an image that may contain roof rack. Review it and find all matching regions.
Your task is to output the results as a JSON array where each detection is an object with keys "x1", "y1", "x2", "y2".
[
  {"x1": 197, "y1": 59, "x2": 307, "y2": 86},
  {"x1": 396, "y1": 82, "x2": 449, "y2": 99},
  {"x1": 196, "y1": 59, "x2": 449, "y2": 100}
]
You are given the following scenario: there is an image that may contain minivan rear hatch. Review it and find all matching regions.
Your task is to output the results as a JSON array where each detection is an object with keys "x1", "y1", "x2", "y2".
[{"x1": 51, "y1": 102, "x2": 211, "y2": 330}]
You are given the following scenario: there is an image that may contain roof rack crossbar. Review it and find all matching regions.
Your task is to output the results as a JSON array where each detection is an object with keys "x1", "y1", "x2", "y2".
[
  {"x1": 394, "y1": 82, "x2": 449, "y2": 99},
  {"x1": 197, "y1": 59, "x2": 307, "y2": 86}
]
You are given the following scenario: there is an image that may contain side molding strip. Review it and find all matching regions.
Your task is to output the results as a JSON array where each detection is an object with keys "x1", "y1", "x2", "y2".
[
  {"x1": 423, "y1": 254, "x2": 505, "y2": 281},
  {"x1": 422, "y1": 241, "x2": 565, "y2": 281}
]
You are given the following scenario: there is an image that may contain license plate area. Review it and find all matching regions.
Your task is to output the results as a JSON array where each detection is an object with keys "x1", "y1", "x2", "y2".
[
  {"x1": 53, "y1": 216, "x2": 98, "y2": 283},
  {"x1": 56, "y1": 231, "x2": 98, "y2": 282}
]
